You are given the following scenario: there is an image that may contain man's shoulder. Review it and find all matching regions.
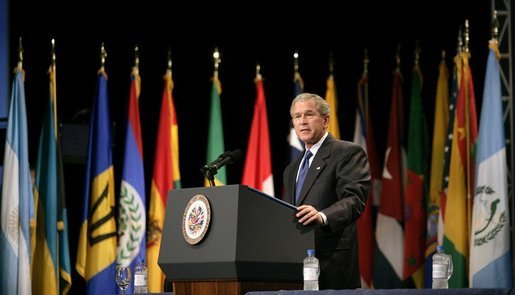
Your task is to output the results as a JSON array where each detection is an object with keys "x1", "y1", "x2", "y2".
[
  {"x1": 326, "y1": 139, "x2": 366, "y2": 157},
  {"x1": 326, "y1": 137, "x2": 360, "y2": 149}
]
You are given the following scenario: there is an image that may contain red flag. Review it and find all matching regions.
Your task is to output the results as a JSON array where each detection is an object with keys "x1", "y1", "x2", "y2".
[
  {"x1": 403, "y1": 65, "x2": 429, "y2": 288},
  {"x1": 374, "y1": 70, "x2": 406, "y2": 288},
  {"x1": 443, "y1": 52, "x2": 478, "y2": 287},
  {"x1": 241, "y1": 74, "x2": 274, "y2": 196},
  {"x1": 354, "y1": 73, "x2": 381, "y2": 288},
  {"x1": 147, "y1": 68, "x2": 181, "y2": 292}
]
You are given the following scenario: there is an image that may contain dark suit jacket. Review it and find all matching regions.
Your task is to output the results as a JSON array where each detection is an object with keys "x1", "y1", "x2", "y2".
[{"x1": 282, "y1": 135, "x2": 370, "y2": 289}]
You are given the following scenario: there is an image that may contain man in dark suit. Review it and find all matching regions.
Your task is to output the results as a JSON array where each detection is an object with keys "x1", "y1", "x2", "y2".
[{"x1": 283, "y1": 93, "x2": 370, "y2": 289}]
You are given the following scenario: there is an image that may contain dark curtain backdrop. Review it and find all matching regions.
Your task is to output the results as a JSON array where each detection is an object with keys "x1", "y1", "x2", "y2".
[{"x1": 9, "y1": 1, "x2": 492, "y2": 293}]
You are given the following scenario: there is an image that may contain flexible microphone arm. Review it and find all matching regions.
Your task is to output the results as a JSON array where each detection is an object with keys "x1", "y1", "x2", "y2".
[{"x1": 201, "y1": 149, "x2": 242, "y2": 186}]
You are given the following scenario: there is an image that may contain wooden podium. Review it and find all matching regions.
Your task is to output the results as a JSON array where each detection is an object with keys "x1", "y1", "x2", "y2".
[{"x1": 158, "y1": 185, "x2": 315, "y2": 295}]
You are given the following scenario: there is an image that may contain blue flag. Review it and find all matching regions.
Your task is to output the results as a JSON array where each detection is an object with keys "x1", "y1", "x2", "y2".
[
  {"x1": 75, "y1": 72, "x2": 118, "y2": 295},
  {"x1": 0, "y1": 68, "x2": 34, "y2": 294},
  {"x1": 32, "y1": 63, "x2": 72, "y2": 295},
  {"x1": 117, "y1": 68, "x2": 146, "y2": 293},
  {"x1": 289, "y1": 71, "x2": 304, "y2": 162},
  {"x1": 469, "y1": 44, "x2": 512, "y2": 287}
]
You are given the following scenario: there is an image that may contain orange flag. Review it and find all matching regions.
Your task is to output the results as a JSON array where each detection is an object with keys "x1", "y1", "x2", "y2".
[{"x1": 147, "y1": 67, "x2": 181, "y2": 292}]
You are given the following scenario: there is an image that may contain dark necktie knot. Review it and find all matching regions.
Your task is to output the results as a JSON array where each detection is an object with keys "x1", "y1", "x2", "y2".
[{"x1": 295, "y1": 150, "x2": 312, "y2": 202}]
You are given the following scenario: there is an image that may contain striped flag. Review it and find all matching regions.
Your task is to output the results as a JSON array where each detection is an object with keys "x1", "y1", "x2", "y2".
[
  {"x1": 205, "y1": 70, "x2": 226, "y2": 186},
  {"x1": 469, "y1": 42, "x2": 512, "y2": 287},
  {"x1": 403, "y1": 64, "x2": 429, "y2": 288},
  {"x1": 325, "y1": 73, "x2": 340, "y2": 139},
  {"x1": 353, "y1": 71, "x2": 380, "y2": 288},
  {"x1": 116, "y1": 66, "x2": 146, "y2": 293},
  {"x1": 438, "y1": 53, "x2": 462, "y2": 246},
  {"x1": 0, "y1": 65, "x2": 34, "y2": 295},
  {"x1": 32, "y1": 60, "x2": 72, "y2": 294},
  {"x1": 444, "y1": 50, "x2": 478, "y2": 288},
  {"x1": 147, "y1": 67, "x2": 181, "y2": 292},
  {"x1": 373, "y1": 70, "x2": 406, "y2": 288},
  {"x1": 242, "y1": 73, "x2": 274, "y2": 196},
  {"x1": 75, "y1": 70, "x2": 118, "y2": 295},
  {"x1": 424, "y1": 57, "x2": 449, "y2": 287},
  {"x1": 289, "y1": 71, "x2": 304, "y2": 162}
]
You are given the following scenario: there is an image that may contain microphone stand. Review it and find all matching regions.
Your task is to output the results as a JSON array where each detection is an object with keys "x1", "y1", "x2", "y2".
[{"x1": 201, "y1": 165, "x2": 217, "y2": 187}]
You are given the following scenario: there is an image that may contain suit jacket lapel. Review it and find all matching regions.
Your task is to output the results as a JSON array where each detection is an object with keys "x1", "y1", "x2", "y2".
[
  {"x1": 288, "y1": 157, "x2": 302, "y2": 204},
  {"x1": 296, "y1": 135, "x2": 333, "y2": 205}
]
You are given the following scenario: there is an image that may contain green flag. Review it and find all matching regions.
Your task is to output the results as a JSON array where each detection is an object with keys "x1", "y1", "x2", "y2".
[
  {"x1": 403, "y1": 64, "x2": 429, "y2": 288},
  {"x1": 206, "y1": 73, "x2": 226, "y2": 185}
]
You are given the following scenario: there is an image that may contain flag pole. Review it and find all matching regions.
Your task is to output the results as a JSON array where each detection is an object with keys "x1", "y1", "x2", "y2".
[
  {"x1": 202, "y1": 48, "x2": 222, "y2": 186},
  {"x1": 98, "y1": 42, "x2": 107, "y2": 78},
  {"x1": 394, "y1": 44, "x2": 404, "y2": 144},
  {"x1": 133, "y1": 45, "x2": 141, "y2": 100},
  {"x1": 490, "y1": 11, "x2": 501, "y2": 59},
  {"x1": 395, "y1": 43, "x2": 401, "y2": 74},
  {"x1": 293, "y1": 50, "x2": 299, "y2": 74},
  {"x1": 166, "y1": 48, "x2": 173, "y2": 89},
  {"x1": 414, "y1": 40, "x2": 423, "y2": 95},
  {"x1": 329, "y1": 51, "x2": 335, "y2": 76},
  {"x1": 255, "y1": 63, "x2": 262, "y2": 81},
  {"x1": 134, "y1": 44, "x2": 140, "y2": 73},
  {"x1": 463, "y1": 20, "x2": 472, "y2": 251},
  {"x1": 50, "y1": 39, "x2": 58, "y2": 135},
  {"x1": 363, "y1": 48, "x2": 369, "y2": 123},
  {"x1": 167, "y1": 48, "x2": 172, "y2": 70},
  {"x1": 213, "y1": 47, "x2": 221, "y2": 71},
  {"x1": 293, "y1": 50, "x2": 303, "y2": 89},
  {"x1": 134, "y1": 45, "x2": 140, "y2": 69},
  {"x1": 17, "y1": 37, "x2": 23, "y2": 73},
  {"x1": 50, "y1": 37, "x2": 62, "y2": 293}
]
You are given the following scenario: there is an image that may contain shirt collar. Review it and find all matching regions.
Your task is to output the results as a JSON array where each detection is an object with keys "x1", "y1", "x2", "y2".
[{"x1": 304, "y1": 131, "x2": 328, "y2": 157}]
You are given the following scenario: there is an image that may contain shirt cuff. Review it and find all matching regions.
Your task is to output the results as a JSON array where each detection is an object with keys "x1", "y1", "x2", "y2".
[{"x1": 319, "y1": 211, "x2": 328, "y2": 225}]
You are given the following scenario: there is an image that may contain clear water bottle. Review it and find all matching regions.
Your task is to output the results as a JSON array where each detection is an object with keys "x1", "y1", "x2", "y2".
[
  {"x1": 303, "y1": 249, "x2": 320, "y2": 291},
  {"x1": 134, "y1": 259, "x2": 149, "y2": 294},
  {"x1": 432, "y1": 245, "x2": 453, "y2": 289}
]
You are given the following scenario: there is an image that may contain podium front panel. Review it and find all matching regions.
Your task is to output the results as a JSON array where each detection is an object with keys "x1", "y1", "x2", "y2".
[{"x1": 159, "y1": 185, "x2": 314, "y2": 281}]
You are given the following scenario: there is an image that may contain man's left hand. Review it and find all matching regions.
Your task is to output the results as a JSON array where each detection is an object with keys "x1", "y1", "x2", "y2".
[{"x1": 296, "y1": 205, "x2": 323, "y2": 225}]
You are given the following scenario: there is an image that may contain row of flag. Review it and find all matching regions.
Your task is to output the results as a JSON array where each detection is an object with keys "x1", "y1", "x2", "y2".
[
  {"x1": 354, "y1": 39, "x2": 512, "y2": 289},
  {"x1": 0, "y1": 36, "x2": 511, "y2": 295},
  {"x1": 1, "y1": 55, "x2": 73, "y2": 295},
  {"x1": 0, "y1": 45, "x2": 274, "y2": 294}
]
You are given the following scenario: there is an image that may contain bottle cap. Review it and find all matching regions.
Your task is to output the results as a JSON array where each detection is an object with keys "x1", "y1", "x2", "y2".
[
  {"x1": 436, "y1": 245, "x2": 444, "y2": 251},
  {"x1": 307, "y1": 249, "x2": 315, "y2": 256}
]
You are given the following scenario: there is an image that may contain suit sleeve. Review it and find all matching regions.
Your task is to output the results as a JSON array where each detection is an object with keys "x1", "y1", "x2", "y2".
[{"x1": 322, "y1": 144, "x2": 370, "y2": 232}]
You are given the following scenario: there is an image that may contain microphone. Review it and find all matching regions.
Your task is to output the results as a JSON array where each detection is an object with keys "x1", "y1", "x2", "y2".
[
  {"x1": 201, "y1": 149, "x2": 242, "y2": 186},
  {"x1": 203, "y1": 149, "x2": 242, "y2": 171}
]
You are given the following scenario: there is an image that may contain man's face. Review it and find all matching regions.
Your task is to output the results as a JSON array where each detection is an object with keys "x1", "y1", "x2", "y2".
[{"x1": 291, "y1": 99, "x2": 329, "y2": 148}]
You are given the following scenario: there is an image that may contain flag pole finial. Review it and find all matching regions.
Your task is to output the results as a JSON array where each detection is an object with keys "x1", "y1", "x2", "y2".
[
  {"x1": 51, "y1": 38, "x2": 56, "y2": 67},
  {"x1": 17, "y1": 37, "x2": 23, "y2": 69},
  {"x1": 293, "y1": 50, "x2": 299, "y2": 73},
  {"x1": 489, "y1": 11, "x2": 501, "y2": 59},
  {"x1": 395, "y1": 44, "x2": 401, "y2": 71},
  {"x1": 134, "y1": 45, "x2": 140, "y2": 69},
  {"x1": 329, "y1": 51, "x2": 335, "y2": 75},
  {"x1": 213, "y1": 47, "x2": 221, "y2": 73},
  {"x1": 464, "y1": 19, "x2": 470, "y2": 54},
  {"x1": 100, "y1": 42, "x2": 107, "y2": 70},
  {"x1": 256, "y1": 63, "x2": 262, "y2": 80},
  {"x1": 167, "y1": 48, "x2": 172, "y2": 70},
  {"x1": 492, "y1": 10, "x2": 499, "y2": 43},
  {"x1": 363, "y1": 49, "x2": 369, "y2": 76},
  {"x1": 457, "y1": 27, "x2": 463, "y2": 54},
  {"x1": 414, "y1": 40, "x2": 421, "y2": 66}
]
